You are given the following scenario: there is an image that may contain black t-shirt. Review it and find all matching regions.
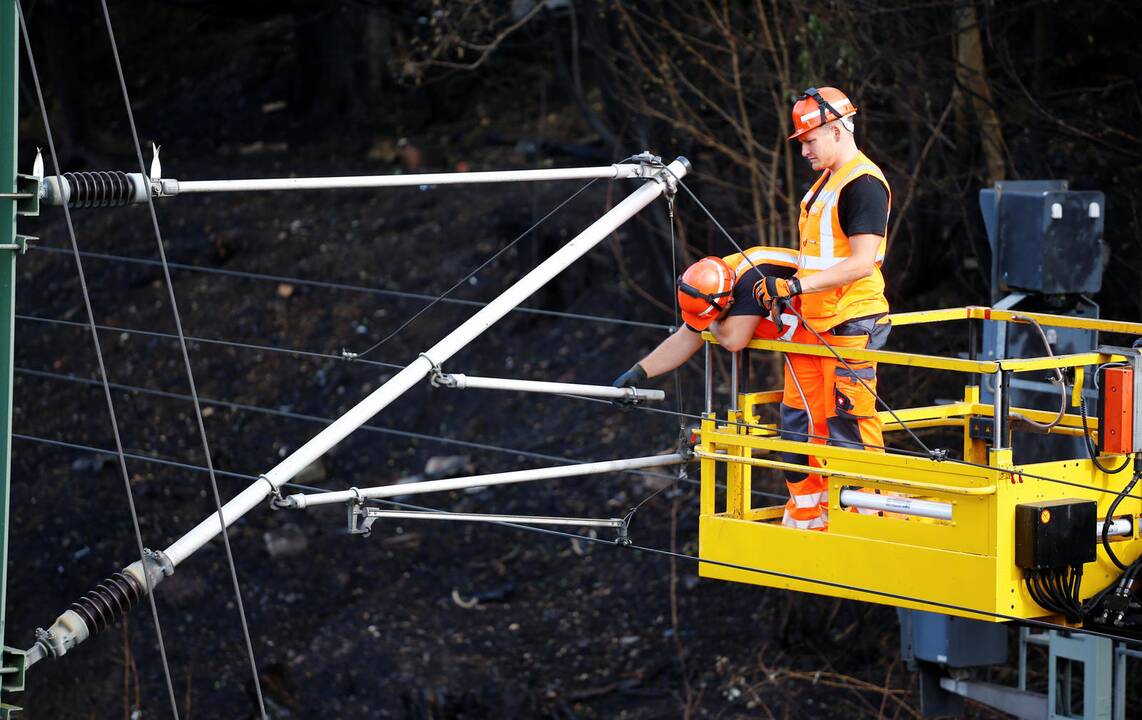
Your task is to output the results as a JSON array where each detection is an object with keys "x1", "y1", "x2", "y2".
[
  {"x1": 836, "y1": 174, "x2": 889, "y2": 237},
  {"x1": 723, "y1": 261, "x2": 798, "y2": 319}
]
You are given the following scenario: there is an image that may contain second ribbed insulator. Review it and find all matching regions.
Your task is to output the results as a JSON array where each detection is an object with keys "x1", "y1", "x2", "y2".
[{"x1": 68, "y1": 571, "x2": 144, "y2": 635}]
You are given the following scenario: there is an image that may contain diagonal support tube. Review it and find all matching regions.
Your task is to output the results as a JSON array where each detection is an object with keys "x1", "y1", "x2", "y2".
[{"x1": 162, "y1": 157, "x2": 689, "y2": 567}]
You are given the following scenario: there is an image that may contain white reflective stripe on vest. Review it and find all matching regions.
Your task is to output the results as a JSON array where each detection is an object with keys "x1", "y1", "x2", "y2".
[
  {"x1": 800, "y1": 255, "x2": 845, "y2": 271},
  {"x1": 806, "y1": 162, "x2": 882, "y2": 268},
  {"x1": 818, "y1": 195, "x2": 838, "y2": 259},
  {"x1": 733, "y1": 248, "x2": 798, "y2": 276},
  {"x1": 782, "y1": 509, "x2": 829, "y2": 529},
  {"x1": 792, "y1": 490, "x2": 826, "y2": 509}
]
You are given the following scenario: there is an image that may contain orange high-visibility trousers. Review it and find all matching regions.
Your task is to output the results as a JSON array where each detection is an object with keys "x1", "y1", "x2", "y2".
[{"x1": 779, "y1": 330, "x2": 884, "y2": 530}]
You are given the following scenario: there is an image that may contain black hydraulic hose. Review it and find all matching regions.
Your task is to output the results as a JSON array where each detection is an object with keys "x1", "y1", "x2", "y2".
[
  {"x1": 1010, "y1": 315, "x2": 1067, "y2": 431},
  {"x1": 1101, "y1": 456, "x2": 1141, "y2": 572},
  {"x1": 1025, "y1": 571, "x2": 1052, "y2": 613},
  {"x1": 1047, "y1": 568, "x2": 1073, "y2": 619},
  {"x1": 1066, "y1": 566, "x2": 1085, "y2": 621}
]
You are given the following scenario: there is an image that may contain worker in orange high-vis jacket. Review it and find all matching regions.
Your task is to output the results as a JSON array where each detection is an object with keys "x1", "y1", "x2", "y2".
[
  {"x1": 611, "y1": 246, "x2": 804, "y2": 394},
  {"x1": 754, "y1": 86, "x2": 892, "y2": 531}
]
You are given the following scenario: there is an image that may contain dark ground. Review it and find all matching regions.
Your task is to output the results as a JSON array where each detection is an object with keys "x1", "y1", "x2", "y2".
[{"x1": 1, "y1": 3, "x2": 1118, "y2": 719}]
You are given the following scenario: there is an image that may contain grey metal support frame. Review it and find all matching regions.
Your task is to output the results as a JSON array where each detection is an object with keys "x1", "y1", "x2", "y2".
[
  {"x1": 1113, "y1": 645, "x2": 1141, "y2": 720},
  {"x1": 703, "y1": 343, "x2": 714, "y2": 414},
  {"x1": 1048, "y1": 632, "x2": 1113, "y2": 720},
  {"x1": 729, "y1": 351, "x2": 740, "y2": 412},
  {"x1": 994, "y1": 370, "x2": 1012, "y2": 451}
]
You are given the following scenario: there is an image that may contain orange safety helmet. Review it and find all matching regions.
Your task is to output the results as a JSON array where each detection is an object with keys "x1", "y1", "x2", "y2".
[
  {"x1": 787, "y1": 86, "x2": 857, "y2": 141},
  {"x1": 677, "y1": 256, "x2": 734, "y2": 331}
]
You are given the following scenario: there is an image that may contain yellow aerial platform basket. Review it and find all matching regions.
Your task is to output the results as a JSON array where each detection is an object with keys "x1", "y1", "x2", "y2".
[{"x1": 696, "y1": 306, "x2": 1142, "y2": 625}]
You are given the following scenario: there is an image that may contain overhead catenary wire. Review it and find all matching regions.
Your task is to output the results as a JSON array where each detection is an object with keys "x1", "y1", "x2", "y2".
[
  {"x1": 14, "y1": 366, "x2": 679, "y2": 483},
  {"x1": 14, "y1": 3, "x2": 182, "y2": 717},
  {"x1": 15, "y1": 368, "x2": 787, "y2": 501},
  {"x1": 26, "y1": 298, "x2": 1123, "y2": 502},
  {"x1": 29, "y1": 245, "x2": 674, "y2": 332},
  {"x1": 97, "y1": 2, "x2": 266, "y2": 714},
  {"x1": 33, "y1": 347, "x2": 1142, "y2": 507},
  {"x1": 16, "y1": 313, "x2": 407, "y2": 370},
  {"x1": 15, "y1": 431, "x2": 1141, "y2": 648}
]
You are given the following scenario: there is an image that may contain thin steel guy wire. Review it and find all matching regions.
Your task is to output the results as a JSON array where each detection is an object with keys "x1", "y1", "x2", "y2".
[
  {"x1": 15, "y1": 2, "x2": 181, "y2": 715},
  {"x1": 98, "y1": 1, "x2": 265, "y2": 712}
]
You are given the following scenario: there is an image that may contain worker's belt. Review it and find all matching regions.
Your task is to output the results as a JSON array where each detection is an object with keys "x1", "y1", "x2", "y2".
[{"x1": 829, "y1": 314, "x2": 891, "y2": 351}]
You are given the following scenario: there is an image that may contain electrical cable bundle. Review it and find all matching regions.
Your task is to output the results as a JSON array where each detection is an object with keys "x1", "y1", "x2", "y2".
[{"x1": 1025, "y1": 565, "x2": 1085, "y2": 623}]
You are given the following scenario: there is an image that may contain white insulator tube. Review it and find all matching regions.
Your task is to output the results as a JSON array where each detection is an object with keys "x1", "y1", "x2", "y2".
[
  {"x1": 1099, "y1": 518, "x2": 1133, "y2": 538},
  {"x1": 437, "y1": 373, "x2": 665, "y2": 401},
  {"x1": 285, "y1": 453, "x2": 686, "y2": 509},
  {"x1": 838, "y1": 489, "x2": 953, "y2": 521},
  {"x1": 168, "y1": 163, "x2": 648, "y2": 195},
  {"x1": 162, "y1": 157, "x2": 689, "y2": 567}
]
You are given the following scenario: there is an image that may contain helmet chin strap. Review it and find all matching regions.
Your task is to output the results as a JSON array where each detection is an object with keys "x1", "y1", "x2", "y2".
[{"x1": 677, "y1": 276, "x2": 733, "y2": 313}]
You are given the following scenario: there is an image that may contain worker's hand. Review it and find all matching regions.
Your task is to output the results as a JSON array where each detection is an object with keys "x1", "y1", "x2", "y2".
[
  {"x1": 753, "y1": 275, "x2": 802, "y2": 309},
  {"x1": 611, "y1": 363, "x2": 648, "y2": 407}
]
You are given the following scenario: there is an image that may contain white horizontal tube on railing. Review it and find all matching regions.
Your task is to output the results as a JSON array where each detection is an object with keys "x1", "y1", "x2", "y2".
[
  {"x1": 167, "y1": 163, "x2": 647, "y2": 195},
  {"x1": 285, "y1": 453, "x2": 686, "y2": 509},
  {"x1": 436, "y1": 373, "x2": 665, "y2": 402},
  {"x1": 161, "y1": 157, "x2": 689, "y2": 567},
  {"x1": 1099, "y1": 518, "x2": 1133, "y2": 538},
  {"x1": 838, "y1": 489, "x2": 953, "y2": 521},
  {"x1": 359, "y1": 508, "x2": 625, "y2": 528}
]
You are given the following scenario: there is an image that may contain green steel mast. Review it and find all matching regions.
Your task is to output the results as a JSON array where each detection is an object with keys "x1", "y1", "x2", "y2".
[{"x1": 1, "y1": 0, "x2": 36, "y2": 714}]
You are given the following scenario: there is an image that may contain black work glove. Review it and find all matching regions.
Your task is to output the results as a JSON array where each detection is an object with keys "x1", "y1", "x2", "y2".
[
  {"x1": 611, "y1": 363, "x2": 648, "y2": 407},
  {"x1": 753, "y1": 275, "x2": 802, "y2": 310}
]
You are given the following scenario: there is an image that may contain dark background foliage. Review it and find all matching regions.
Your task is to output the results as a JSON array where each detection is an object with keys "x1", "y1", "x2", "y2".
[{"x1": 6, "y1": 0, "x2": 1140, "y2": 717}]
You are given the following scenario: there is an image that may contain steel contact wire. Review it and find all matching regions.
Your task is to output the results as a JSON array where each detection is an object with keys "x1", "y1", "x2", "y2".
[
  {"x1": 63, "y1": 170, "x2": 135, "y2": 208},
  {"x1": 68, "y1": 571, "x2": 144, "y2": 634}
]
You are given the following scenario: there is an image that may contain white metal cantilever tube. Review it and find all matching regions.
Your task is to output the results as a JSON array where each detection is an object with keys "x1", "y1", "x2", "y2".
[
  {"x1": 1100, "y1": 518, "x2": 1132, "y2": 538},
  {"x1": 435, "y1": 373, "x2": 666, "y2": 402},
  {"x1": 162, "y1": 157, "x2": 690, "y2": 567},
  {"x1": 838, "y1": 489, "x2": 954, "y2": 521},
  {"x1": 284, "y1": 453, "x2": 686, "y2": 509},
  {"x1": 166, "y1": 163, "x2": 648, "y2": 195}
]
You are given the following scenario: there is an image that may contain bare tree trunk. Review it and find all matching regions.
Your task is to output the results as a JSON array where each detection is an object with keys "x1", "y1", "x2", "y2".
[{"x1": 955, "y1": 3, "x2": 1006, "y2": 183}]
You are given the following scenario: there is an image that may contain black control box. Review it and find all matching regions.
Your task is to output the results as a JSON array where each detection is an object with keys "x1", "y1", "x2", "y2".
[
  {"x1": 1015, "y1": 499, "x2": 1096, "y2": 569},
  {"x1": 996, "y1": 190, "x2": 1105, "y2": 295}
]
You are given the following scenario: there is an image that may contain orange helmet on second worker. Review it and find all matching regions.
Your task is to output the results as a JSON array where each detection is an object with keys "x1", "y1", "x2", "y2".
[
  {"x1": 788, "y1": 86, "x2": 857, "y2": 141},
  {"x1": 677, "y1": 256, "x2": 734, "y2": 331}
]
